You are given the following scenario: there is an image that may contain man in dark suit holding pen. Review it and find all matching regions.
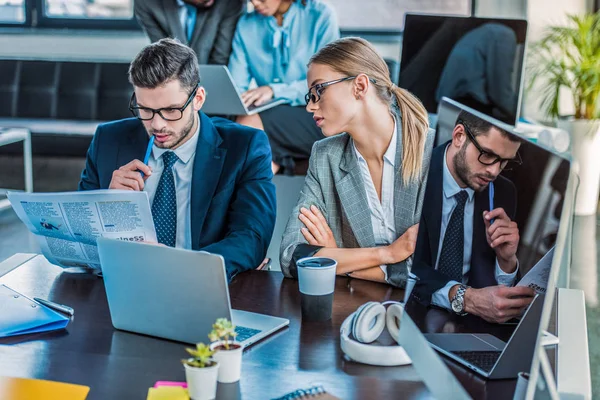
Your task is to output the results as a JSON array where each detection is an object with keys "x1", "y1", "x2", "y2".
[
  {"x1": 135, "y1": 0, "x2": 244, "y2": 65},
  {"x1": 411, "y1": 110, "x2": 535, "y2": 323},
  {"x1": 78, "y1": 38, "x2": 276, "y2": 280}
]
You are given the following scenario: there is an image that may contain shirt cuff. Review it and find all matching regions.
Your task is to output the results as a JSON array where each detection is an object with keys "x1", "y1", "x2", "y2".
[
  {"x1": 495, "y1": 258, "x2": 519, "y2": 286},
  {"x1": 431, "y1": 280, "x2": 460, "y2": 310},
  {"x1": 379, "y1": 264, "x2": 388, "y2": 282}
]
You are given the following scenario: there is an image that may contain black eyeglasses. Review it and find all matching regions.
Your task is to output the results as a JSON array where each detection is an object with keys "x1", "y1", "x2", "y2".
[
  {"x1": 305, "y1": 76, "x2": 377, "y2": 106},
  {"x1": 458, "y1": 118, "x2": 522, "y2": 170},
  {"x1": 129, "y1": 85, "x2": 198, "y2": 121}
]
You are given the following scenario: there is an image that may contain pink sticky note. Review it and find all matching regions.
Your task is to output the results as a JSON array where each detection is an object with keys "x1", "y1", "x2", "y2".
[{"x1": 153, "y1": 381, "x2": 188, "y2": 388}]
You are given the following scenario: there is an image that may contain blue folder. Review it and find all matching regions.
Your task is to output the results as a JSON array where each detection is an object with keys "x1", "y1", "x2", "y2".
[{"x1": 0, "y1": 285, "x2": 70, "y2": 338}]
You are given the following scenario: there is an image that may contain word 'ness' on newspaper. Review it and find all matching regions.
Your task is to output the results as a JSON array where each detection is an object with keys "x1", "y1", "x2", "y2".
[{"x1": 7, "y1": 190, "x2": 157, "y2": 269}]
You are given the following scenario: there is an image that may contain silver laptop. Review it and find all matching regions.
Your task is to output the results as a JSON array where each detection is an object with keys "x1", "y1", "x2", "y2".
[
  {"x1": 96, "y1": 238, "x2": 289, "y2": 347},
  {"x1": 199, "y1": 65, "x2": 290, "y2": 115},
  {"x1": 423, "y1": 294, "x2": 544, "y2": 379}
]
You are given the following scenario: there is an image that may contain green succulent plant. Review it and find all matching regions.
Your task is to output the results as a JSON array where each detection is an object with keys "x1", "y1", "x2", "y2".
[
  {"x1": 181, "y1": 342, "x2": 215, "y2": 368},
  {"x1": 208, "y1": 318, "x2": 238, "y2": 350}
]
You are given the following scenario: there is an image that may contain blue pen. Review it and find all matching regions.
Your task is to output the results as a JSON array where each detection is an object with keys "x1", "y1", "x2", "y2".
[
  {"x1": 141, "y1": 136, "x2": 155, "y2": 177},
  {"x1": 488, "y1": 181, "x2": 495, "y2": 224}
]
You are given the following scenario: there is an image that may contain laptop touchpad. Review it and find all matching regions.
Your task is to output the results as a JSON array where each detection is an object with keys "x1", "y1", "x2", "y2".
[{"x1": 425, "y1": 333, "x2": 505, "y2": 351}]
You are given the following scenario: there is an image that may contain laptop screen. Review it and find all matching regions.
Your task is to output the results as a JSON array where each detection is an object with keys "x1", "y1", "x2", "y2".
[
  {"x1": 404, "y1": 100, "x2": 571, "y2": 385},
  {"x1": 399, "y1": 14, "x2": 528, "y2": 125}
]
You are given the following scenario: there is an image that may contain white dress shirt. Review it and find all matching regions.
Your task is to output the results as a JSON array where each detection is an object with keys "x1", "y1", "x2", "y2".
[
  {"x1": 352, "y1": 118, "x2": 397, "y2": 280},
  {"x1": 431, "y1": 145, "x2": 518, "y2": 309},
  {"x1": 144, "y1": 119, "x2": 199, "y2": 249}
]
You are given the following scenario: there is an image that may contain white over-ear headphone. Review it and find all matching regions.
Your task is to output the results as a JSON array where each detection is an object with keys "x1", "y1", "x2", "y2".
[{"x1": 340, "y1": 301, "x2": 412, "y2": 366}]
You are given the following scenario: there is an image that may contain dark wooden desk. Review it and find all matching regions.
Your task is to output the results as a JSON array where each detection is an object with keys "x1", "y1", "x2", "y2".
[{"x1": 0, "y1": 255, "x2": 517, "y2": 399}]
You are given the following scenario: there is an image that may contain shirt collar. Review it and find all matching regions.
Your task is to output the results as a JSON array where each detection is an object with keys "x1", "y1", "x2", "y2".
[
  {"x1": 442, "y1": 144, "x2": 475, "y2": 201},
  {"x1": 352, "y1": 116, "x2": 397, "y2": 167},
  {"x1": 176, "y1": 0, "x2": 185, "y2": 7},
  {"x1": 152, "y1": 114, "x2": 200, "y2": 165}
]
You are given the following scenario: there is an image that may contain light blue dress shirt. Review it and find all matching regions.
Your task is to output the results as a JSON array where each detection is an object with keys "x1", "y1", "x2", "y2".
[
  {"x1": 431, "y1": 145, "x2": 518, "y2": 309},
  {"x1": 144, "y1": 117, "x2": 200, "y2": 249},
  {"x1": 352, "y1": 118, "x2": 397, "y2": 281},
  {"x1": 228, "y1": 0, "x2": 340, "y2": 106},
  {"x1": 176, "y1": 0, "x2": 196, "y2": 42}
]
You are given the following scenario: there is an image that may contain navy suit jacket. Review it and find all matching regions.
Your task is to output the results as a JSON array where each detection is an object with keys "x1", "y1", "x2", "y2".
[
  {"x1": 79, "y1": 112, "x2": 277, "y2": 280},
  {"x1": 411, "y1": 142, "x2": 517, "y2": 306}
]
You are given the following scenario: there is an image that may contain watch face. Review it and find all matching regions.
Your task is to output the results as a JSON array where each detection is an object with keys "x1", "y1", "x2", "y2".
[{"x1": 451, "y1": 299, "x2": 462, "y2": 313}]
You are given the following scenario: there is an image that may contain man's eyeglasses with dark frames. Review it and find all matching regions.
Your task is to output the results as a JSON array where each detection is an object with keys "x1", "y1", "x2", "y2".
[
  {"x1": 305, "y1": 76, "x2": 377, "y2": 106},
  {"x1": 129, "y1": 85, "x2": 199, "y2": 121},
  {"x1": 458, "y1": 118, "x2": 522, "y2": 170}
]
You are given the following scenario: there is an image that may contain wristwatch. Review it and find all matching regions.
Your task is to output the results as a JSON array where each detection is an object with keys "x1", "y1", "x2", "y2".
[{"x1": 451, "y1": 284, "x2": 468, "y2": 316}]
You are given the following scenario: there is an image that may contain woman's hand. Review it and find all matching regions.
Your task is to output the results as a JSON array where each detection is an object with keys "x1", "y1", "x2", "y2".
[
  {"x1": 299, "y1": 205, "x2": 337, "y2": 248},
  {"x1": 241, "y1": 86, "x2": 274, "y2": 107},
  {"x1": 381, "y1": 224, "x2": 419, "y2": 264}
]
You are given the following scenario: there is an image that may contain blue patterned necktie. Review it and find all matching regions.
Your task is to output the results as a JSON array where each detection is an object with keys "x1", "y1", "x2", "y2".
[
  {"x1": 185, "y1": 4, "x2": 197, "y2": 42},
  {"x1": 152, "y1": 151, "x2": 179, "y2": 247},
  {"x1": 438, "y1": 190, "x2": 469, "y2": 282}
]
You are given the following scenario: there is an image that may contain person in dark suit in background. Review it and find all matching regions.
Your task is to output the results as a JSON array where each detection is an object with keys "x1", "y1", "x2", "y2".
[
  {"x1": 78, "y1": 38, "x2": 276, "y2": 280},
  {"x1": 411, "y1": 110, "x2": 535, "y2": 323},
  {"x1": 134, "y1": 0, "x2": 245, "y2": 65}
]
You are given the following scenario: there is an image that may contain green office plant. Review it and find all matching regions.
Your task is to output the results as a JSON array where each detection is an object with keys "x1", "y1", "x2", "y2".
[
  {"x1": 528, "y1": 12, "x2": 600, "y2": 215},
  {"x1": 181, "y1": 343, "x2": 219, "y2": 400},
  {"x1": 208, "y1": 318, "x2": 243, "y2": 383}
]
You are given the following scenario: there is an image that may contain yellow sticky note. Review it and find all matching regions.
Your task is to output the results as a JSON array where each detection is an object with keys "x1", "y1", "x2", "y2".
[{"x1": 147, "y1": 386, "x2": 189, "y2": 400}]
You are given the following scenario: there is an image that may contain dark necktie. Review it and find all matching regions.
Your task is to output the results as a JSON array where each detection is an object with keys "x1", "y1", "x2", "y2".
[
  {"x1": 437, "y1": 190, "x2": 469, "y2": 282},
  {"x1": 152, "y1": 151, "x2": 179, "y2": 247}
]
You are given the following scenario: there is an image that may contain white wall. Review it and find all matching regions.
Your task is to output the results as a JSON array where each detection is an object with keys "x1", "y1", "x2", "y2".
[{"x1": 0, "y1": 30, "x2": 149, "y2": 62}]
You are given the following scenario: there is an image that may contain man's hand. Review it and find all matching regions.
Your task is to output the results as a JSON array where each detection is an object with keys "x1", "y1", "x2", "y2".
[
  {"x1": 109, "y1": 159, "x2": 152, "y2": 191},
  {"x1": 484, "y1": 208, "x2": 519, "y2": 272},
  {"x1": 241, "y1": 86, "x2": 274, "y2": 107},
  {"x1": 463, "y1": 285, "x2": 535, "y2": 324},
  {"x1": 299, "y1": 205, "x2": 337, "y2": 248},
  {"x1": 381, "y1": 224, "x2": 419, "y2": 265}
]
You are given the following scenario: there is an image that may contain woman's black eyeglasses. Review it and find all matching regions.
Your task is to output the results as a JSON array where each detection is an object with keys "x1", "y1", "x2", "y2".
[
  {"x1": 458, "y1": 118, "x2": 522, "y2": 170},
  {"x1": 305, "y1": 76, "x2": 377, "y2": 105},
  {"x1": 129, "y1": 85, "x2": 198, "y2": 121}
]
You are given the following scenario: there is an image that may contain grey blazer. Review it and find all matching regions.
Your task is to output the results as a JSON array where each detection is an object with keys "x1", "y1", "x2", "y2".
[
  {"x1": 280, "y1": 118, "x2": 435, "y2": 287},
  {"x1": 134, "y1": 0, "x2": 244, "y2": 65}
]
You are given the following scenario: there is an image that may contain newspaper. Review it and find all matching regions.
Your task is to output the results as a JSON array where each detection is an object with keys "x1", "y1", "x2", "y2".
[
  {"x1": 8, "y1": 190, "x2": 157, "y2": 269},
  {"x1": 516, "y1": 246, "x2": 555, "y2": 295}
]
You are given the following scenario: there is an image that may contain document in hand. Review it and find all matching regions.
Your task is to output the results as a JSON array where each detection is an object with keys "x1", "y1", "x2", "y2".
[
  {"x1": 0, "y1": 285, "x2": 70, "y2": 338},
  {"x1": 516, "y1": 246, "x2": 555, "y2": 295},
  {"x1": 7, "y1": 190, "x2": 157, "y2": 269}
]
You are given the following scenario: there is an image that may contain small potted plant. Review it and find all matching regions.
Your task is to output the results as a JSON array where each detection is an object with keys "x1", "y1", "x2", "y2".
[
  {"x1": 181, "y1": 343, "x2": 219, "y2": 400},
  {"x1": 208, "y1": 318, "x2": 243, "y2": 383}
]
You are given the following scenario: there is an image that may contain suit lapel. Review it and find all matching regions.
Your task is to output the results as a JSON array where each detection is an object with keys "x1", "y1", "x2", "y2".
[
  {"x1": 163, "y1": 0, "x2": 186, "y2": 43},
  {"x1": 424, "y1": 144, "x2": 445, "y2": 265},
  {"x1": 189, "y1": 7, "x2": 208, "y2": 48},
  {"x1": 336, "y1": 136, "x2": 375, "y2": 248},
  {"x1": 191, "y1": 112, "x2": 226, "y2": 249}
]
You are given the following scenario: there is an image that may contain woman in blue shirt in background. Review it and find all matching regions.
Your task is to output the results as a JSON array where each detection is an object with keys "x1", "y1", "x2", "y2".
[{"x1": 228, "y1": 0, "x2": 339, "y2": 175}]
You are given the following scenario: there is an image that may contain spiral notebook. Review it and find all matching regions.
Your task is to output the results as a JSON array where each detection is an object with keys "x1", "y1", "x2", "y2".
[{"x1": 271, "y1": 385, "x2": 340, "y2": 400}]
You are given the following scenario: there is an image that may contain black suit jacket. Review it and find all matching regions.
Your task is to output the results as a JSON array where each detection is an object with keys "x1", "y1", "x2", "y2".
[
  {"x1": 411, "y1": 142, "x2": 517, "y2": 306},
  {"x1": 134, "y1": 0, "x2": 244, "y2": 65}
]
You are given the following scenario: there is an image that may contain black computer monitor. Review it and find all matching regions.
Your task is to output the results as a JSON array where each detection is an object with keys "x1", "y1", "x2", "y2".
[{"x1": 399, "y1": 14, "x2": 528, "y2": 125}]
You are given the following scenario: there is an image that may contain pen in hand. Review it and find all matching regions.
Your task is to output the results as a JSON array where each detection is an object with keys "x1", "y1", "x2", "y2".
[
  {"x1": 488, "y1": 181, "x2": 495, "y2": 224},
  {"x1": 141, "y1": 136, "x2": 155, "y2": 178}
]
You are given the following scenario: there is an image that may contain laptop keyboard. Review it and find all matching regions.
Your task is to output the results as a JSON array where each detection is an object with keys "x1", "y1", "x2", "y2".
[
  {"x1": 235, "y1": 325, "x2": 261, "y2": 343},
  {"x1": 450, "y1": 350, "x2": 502, "y2": 373}
]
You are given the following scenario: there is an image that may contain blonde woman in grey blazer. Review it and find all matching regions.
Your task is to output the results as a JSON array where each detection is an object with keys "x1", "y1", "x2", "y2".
[{"x1": 280, "y1": 37, "x2": 435, "y2": 287}]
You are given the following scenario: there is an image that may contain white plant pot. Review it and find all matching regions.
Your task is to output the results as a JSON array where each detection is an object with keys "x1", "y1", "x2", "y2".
[
  {"x1": 210, "y1": 340, "x2": 243, "y2": 383},
  {"x1": 558, "y1": 119, "x2": 600, "y2": 215},
  {"x1": 184, "y1": 361, "x2": 219, "y2": 400}
]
